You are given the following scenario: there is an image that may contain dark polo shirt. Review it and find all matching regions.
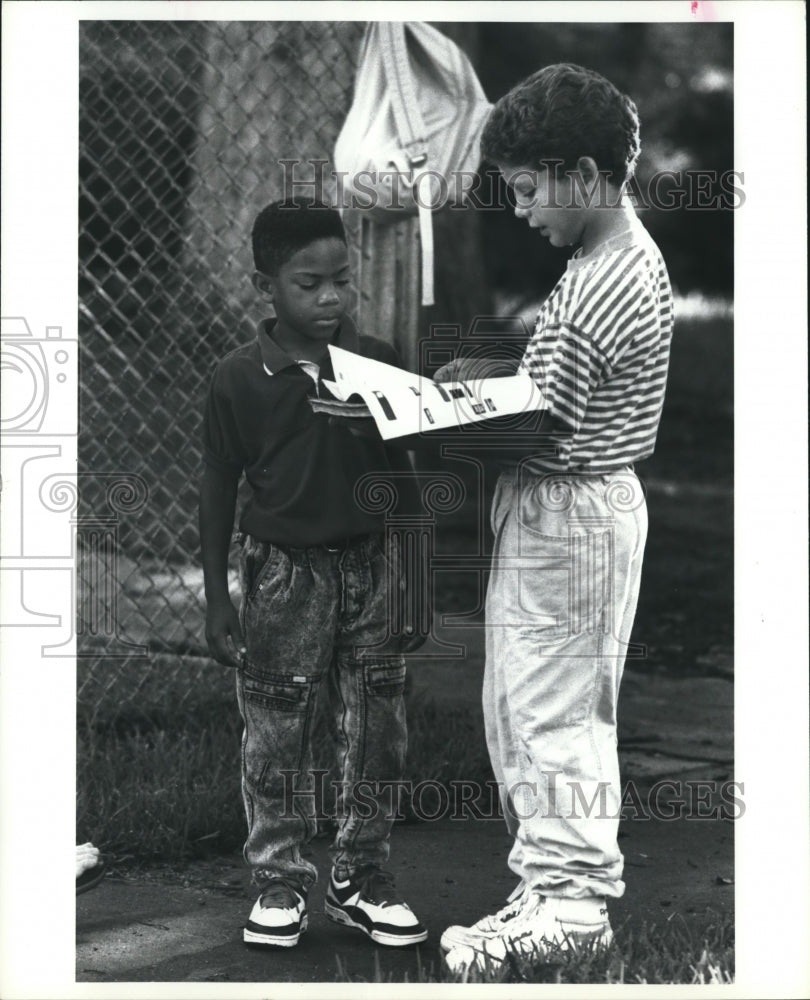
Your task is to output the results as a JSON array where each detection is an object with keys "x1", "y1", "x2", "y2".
[{"x1": 203, "y1": 317, "x2": 402, "y2": 547}]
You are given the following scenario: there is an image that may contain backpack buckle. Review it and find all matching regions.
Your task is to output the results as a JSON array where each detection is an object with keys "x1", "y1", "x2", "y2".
[{"x1": 406, "y1": 141, "x2": 428, "y2": 167}]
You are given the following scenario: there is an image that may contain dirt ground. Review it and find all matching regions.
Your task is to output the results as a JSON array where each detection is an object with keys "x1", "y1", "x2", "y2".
[{"x1": 76, "y1": 665, "x2": 734, "y2": 984}]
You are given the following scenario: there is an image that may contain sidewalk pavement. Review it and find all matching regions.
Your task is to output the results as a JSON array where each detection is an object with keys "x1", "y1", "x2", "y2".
[
  {"x1": 77, "y1": 803, "x2": 733, "y2": 985},
  {"x1": 77, "y1": 644, "x2": 734, "y2": 985}
]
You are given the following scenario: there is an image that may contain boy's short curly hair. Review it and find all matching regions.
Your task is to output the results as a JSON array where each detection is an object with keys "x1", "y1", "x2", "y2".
[
  {"x1": 252, "y1": 197, "x2": 347, "y2": 275},
  {"x1": 481, "y1": 63, "x2": 641, "y2": 185}
]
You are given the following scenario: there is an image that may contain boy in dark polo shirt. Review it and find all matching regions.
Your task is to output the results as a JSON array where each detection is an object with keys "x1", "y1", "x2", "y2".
[{"x1": 199, "y1": 198, "x2": 427, "y2": 949}]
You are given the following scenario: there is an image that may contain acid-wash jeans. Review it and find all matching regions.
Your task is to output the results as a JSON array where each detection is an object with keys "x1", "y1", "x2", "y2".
[
  {"x1": 235, "y1": 532, "x2": 407, "y2": 891},
  {"x1": 484, "y1": 466, "x2": 648, "y2": 900}
]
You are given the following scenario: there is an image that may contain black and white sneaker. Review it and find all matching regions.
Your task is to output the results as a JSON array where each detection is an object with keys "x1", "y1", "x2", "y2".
[
  {"x1": 325, "y1": 867, "x2": 427, "y2": 947},
  {"x1": 244, "y1": 878, "x2": 308, "y2": 947}
]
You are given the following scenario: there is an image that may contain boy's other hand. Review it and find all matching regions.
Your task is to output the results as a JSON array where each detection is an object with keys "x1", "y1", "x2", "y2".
[
  {"x1": 205, "y1": 598, "x2": 246, "y2": 668},
  {"x1": 329, "y1": 415, "x2": 381, "y2": 439},
  {"x1": 402, "y1": 621, "x2": 431, "y2": 654},
  {"x1": 433, "y1": 357, "x2": 516, "y2": 383}
]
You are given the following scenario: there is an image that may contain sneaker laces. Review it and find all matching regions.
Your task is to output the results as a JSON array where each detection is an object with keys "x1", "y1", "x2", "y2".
[
  {"x1": 503, "y1": 890, "x2": 547, "y2": 932},
  {"x1": 350, "y1": 867, "x2": 402, "y2": 907},
  {"x1": 475, "y1": 885, "x2": 532, "y2": 931},
  {"x1": 259, "y1": 877, "x2": 303, "y2": 909}
]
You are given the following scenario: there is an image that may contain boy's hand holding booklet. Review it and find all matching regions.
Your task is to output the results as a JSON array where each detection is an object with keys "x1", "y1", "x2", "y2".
[{"x1": 311, "y1": 345, "x2": 545, "y2": 440}]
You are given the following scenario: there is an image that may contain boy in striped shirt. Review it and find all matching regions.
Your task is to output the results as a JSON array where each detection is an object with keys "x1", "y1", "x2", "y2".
[{"x1": 438, "y1": 64, "x2": 673, "y2": 972}]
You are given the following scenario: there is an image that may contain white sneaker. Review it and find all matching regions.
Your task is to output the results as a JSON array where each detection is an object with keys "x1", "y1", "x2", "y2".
[
  {"x1": 440, "y1": 883, "x2": 531, "y2": 951},
  {"x1": 444, "y1": 893, "x2": 612, "y2": 975},
  {"x1": 243, "y1": 878, "x2": 308, "y2": 947}
]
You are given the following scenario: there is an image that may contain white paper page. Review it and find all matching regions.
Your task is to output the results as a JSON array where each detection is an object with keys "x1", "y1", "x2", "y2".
[{"x1": 328, "y1": 345, "x2": 545, "y2": 439}]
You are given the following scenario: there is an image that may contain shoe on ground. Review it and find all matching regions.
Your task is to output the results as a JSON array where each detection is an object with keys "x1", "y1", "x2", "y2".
[
  {"x1": 444, "y1": 893, "x2": 612, "y2": 975},
  {"x1": 325, "y1": 867, "x2": 427, "y2": 947},
  {"x1": 440, "y1": 882, "x2": 531, "y2": 951},
  {"x1": 76, "y1": 843, "x2": 106, "y2": 895},
  {"x1": 244, "y1": 878, "x2": 308, "y2": 947}
]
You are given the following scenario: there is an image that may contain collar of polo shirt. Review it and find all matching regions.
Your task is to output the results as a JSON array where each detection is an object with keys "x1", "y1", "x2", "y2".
[{"x1": 258, "y1": 315, "x2": 360, "y2": 377}]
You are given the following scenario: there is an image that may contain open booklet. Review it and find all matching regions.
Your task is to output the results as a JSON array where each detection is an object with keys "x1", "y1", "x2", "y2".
[{"x1": 310, "y1": 345, "x2": 546, "y2": 440}]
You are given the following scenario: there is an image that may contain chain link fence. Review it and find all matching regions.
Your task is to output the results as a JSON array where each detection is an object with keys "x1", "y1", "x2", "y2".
[{"x1": 78, "y1": 21, "x2": 370, "y2": 715}]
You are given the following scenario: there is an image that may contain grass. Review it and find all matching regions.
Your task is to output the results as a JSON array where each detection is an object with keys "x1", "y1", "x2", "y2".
[
  {"x1": 77, "y1": 661, "x2": 492, "y2": 861},
  {"x1": 332, "y1": 909, "x2": 734, "y2": 984},
  {"x1": 77, "y1": 724, "x2": 241, "y2": 862}
]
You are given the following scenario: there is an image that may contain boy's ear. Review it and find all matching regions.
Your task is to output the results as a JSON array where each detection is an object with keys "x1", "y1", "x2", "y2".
[
  {"x1": 575, "y1": 156, "x2": 600, "y2": 183},
  {"x1": 252, "y1": 271, "x2": 275, "y2": 301}
]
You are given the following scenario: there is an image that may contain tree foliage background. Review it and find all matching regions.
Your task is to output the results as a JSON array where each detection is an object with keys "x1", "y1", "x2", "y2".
[{"x1": 469, "y1": 21, "x2": 734, "y2": 301}]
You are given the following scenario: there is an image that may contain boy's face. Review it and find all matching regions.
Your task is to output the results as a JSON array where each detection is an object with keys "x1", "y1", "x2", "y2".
[
  {"x1": 500, "y1": 163, "x2": 588, "y2": 249},
  {"x1": 257, "y1": 237, "x2": 350, "y2": 345}
]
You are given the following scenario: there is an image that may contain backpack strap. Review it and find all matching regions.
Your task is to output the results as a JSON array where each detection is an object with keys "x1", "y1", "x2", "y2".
[
  {"x1": 378, "y1": 21, "x2": 428, "y2": 168},
  {"x1": 378, "y1": 21, "x2": 435, "y2": 306}
]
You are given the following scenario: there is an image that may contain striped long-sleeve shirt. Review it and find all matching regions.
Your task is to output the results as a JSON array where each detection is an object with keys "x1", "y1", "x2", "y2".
[{"x1": 518, "y1": 219, "x2": 673, "y2": 473}]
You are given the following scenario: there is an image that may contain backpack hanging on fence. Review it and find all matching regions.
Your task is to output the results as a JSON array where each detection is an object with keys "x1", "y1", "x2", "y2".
[{"x1": 334, "y1": 21, "x2": 492, "y2": 307}]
